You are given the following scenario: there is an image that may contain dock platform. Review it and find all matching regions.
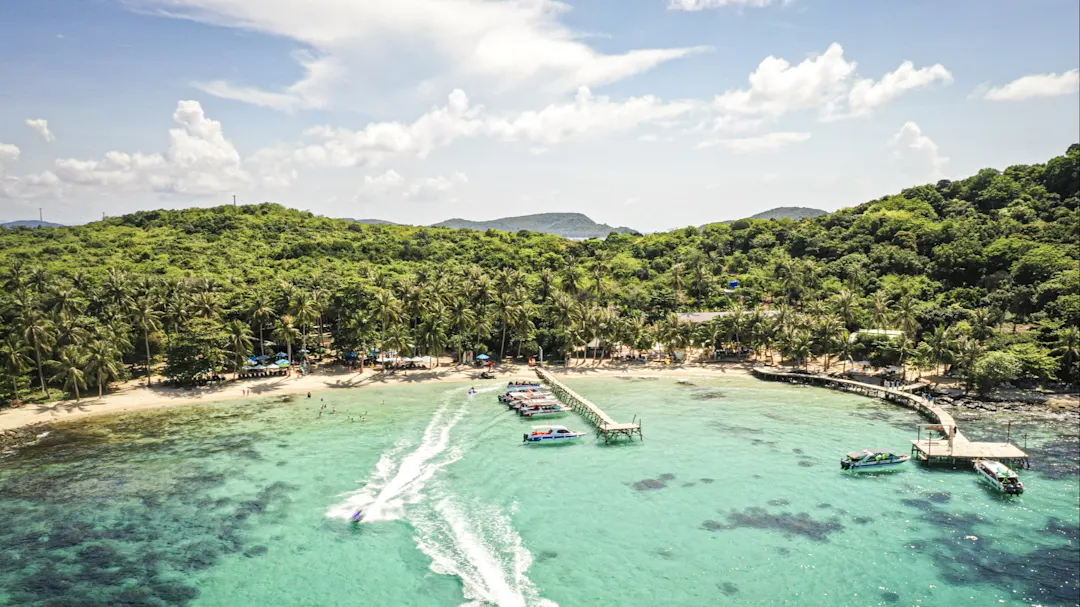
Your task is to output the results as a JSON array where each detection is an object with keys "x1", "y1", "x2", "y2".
[
  {"x1": 751, "y1": 367, "x2": 1029, "y2": 468},
  {"x1": 534, "y1": 368, "x2": 642, "y2": 444}
]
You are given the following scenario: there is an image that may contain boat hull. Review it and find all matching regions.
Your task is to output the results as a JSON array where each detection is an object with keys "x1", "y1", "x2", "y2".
[
  {"x1": 524, "y1": 433, "x2": 585, "y2": 443},
  {"x1": 841, "y1": 456, "x2": 910, "y2": 470}
]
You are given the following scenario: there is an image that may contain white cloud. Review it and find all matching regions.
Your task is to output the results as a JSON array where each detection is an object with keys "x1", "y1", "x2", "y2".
[
  {"x1": 51, "y1": 100, "x2": 251, "y2": 195},
  {"x1": 485, "y1": 86, "x2": 695, "y2": 145},
  {"x1": 355, "y1": 169, "x2": 466, "y2": 202},
  {"x1": 405, "y1": 171, "x2": 468, "y2": 201},
  {"x1": 287, "y1": 86, "x2": 695, "y2": 169},
  {"x1": 356, "y1": 169, "x2": 406, "y2": 200},
  {"x1": 25, "y1": 119, "x2": 56, "y2": 142},
  {"x1": 983, "y1": 69, "x2": 1080, "y2": 101},
  {"x1": 713, "y1": 43, "x2": 951, "y2": 122},
  {"x1": 845, "y1": 61, "x2": 952, "y2": 118},
  {"x1": 134, "y1": 0, "x2": 704, "y2": 111},
  {"x1": 668, "y1": 0, "x2": 783, "y2": 10},
  {"x1": 699, "y1": 131, "x2": 810, "y2": 152},
  {"x1": 889, "y1": 121, "x2": 947, "y2": 181},
  {"x1": 293, "y1": 89, "x2": 484, "y2": 168},
  {"x1": 0, "y1": 143, "x2": 19, "y2": 167}
]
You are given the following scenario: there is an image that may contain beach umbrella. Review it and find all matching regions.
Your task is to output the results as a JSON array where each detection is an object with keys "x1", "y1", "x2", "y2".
[
  {"x1": 476, "y1": 354, "x2": 490, "y2": 360},
  {"x1": 252, "y1": 364, "x2": 266, "y2": 370},
  {"x1": 256, "y1": 355, "x2": 271, "y2": 361},
  {"x1": 276, "y1": 360, "x2": 290, "y2": 367},
  {"x1": 275, "y1": 352, "x2": 288, "y2": 358}
]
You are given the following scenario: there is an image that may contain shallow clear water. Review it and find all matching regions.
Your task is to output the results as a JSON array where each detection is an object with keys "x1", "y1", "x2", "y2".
[{"x1": 1, "y1": 376, "x2": 1077, "y2": 607}]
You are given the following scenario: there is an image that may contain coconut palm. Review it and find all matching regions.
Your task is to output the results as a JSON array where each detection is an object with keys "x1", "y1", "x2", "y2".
[
  {"x1": 926, "y1": 325, "x2": 956, "y2": 376},
  {"x1": 226, "y1": 320, "x2": 254, "y2": 374},
  {"x1": 20, "y1": 310, "x2": 55, "y2": 397},
  {"x1": 1054, "y1": 325, "x2": 1080, "y2": 384},
  {"x1": 273, "y1": 315, "x2": 301, "y2": 363},
  {"x1": 130, "y1": 297, "x2": 162, "y2": 387},
  {"x1": 893, "y1": 295, "x2": 920, "y2": 340},
  {"x1": 871, "y1": 292, "x2": 891, "y2": 329},
  {"x1": 0, "y1": 334, "x2": 31, "y2": 401},
  {"x1": 84, "y1": 338, "x2": 123, "y2": 398},
  {"x1": 833, "y1": 289, "x2": 858, "y2": 329},
  {"x1": 250, "y1": 296, "x2": 276, "y2": 357},
  {"x1": 49, "y1": 347, "x2": 87, "y2": 401}
]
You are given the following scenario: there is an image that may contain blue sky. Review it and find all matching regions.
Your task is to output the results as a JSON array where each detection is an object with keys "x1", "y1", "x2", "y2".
[{"x1": 1, "y1": 0, "x2": 1077, "y2": 229}]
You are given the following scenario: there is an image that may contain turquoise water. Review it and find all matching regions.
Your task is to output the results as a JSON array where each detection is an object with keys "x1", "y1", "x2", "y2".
[{"x1": 1, "y1": 376, "x2": 1077, "y2": 606}]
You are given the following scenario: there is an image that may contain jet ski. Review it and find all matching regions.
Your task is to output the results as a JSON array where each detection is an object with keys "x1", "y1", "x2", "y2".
[{"x1": 350, "y1": 509, "x2": 364, "y2": 522}]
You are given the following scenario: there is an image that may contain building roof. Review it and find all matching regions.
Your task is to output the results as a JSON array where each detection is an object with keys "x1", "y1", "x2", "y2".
[{"x1": 677, "y1": 310, "x2": 780, "y2": 324}]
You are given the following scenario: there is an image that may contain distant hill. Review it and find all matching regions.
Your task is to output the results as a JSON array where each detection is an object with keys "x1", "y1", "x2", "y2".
[
  {"x1": 742, "y1": 206, "x2": 827, "y2": 221},
  {"x1": 347, "y1": 218, "x2": 402, "y2": 226},
  {"x1": 432, "y1": 212, "x2": 638, "y2": 239},
  {"x1": 1, "y1": 220, "x2": 64, "y2": 229}
]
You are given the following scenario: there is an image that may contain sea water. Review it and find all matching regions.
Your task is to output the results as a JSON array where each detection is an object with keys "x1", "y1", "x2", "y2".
[{"x1": 0, "y1": 376, "x2": 1077, "y2": 606}]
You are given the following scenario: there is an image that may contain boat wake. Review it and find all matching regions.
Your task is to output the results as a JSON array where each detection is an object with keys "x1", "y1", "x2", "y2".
[
  {"x1": 326, "y1": 396, "x2": 467, "y2": 523},
  {"x1": 412, "y1": 496, "x2": 557, "y2": 607},
  {"x1": 328, "y1": 387, "x2": 555, "y2": 606}
]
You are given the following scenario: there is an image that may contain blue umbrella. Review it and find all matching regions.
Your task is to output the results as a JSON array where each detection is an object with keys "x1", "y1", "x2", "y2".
[
  {"x1": 275, "y1": 352, "x2": 288, "y2": 358},
  {"x1": 476, "y1": 354, "x2": 490, "y2": 360},
  {"x1": 256, "y1": 355, "x2": 271, "y2": 361}
]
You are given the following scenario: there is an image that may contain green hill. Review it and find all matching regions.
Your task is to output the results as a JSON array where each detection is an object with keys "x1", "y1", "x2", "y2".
[
  {"x1": 0, "y1": 144, "x2": 1077, "y2": 398},
  {"x1": 432, "y1": 212, "x2": 638, "y2": 239},
  {"x1": 745, "y1": 206, "x2": 827, "y2": 221},
  {"x1": 1, "y1": 220, "x2": 64, "y2": 229}
]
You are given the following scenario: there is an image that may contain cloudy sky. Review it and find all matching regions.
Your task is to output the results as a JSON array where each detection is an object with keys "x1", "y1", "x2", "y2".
[{"x1": 1, "y1": 0, "x2": 1077, "y2": 230}]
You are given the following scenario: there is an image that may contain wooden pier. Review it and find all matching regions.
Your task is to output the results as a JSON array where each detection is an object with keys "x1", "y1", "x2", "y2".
[
  {"x1": 751, "y1": 367, "x2": 1029, "y2": 468},
  {"x1": 534, "y1": 368, "x2": 643, "y2": 444}
]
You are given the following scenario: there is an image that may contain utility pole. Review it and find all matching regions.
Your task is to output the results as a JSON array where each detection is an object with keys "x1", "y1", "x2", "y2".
[
  {"x1": 233, "y1": 195, "x2": 237, "y2": 206},
  {"x1": 39, "y1": 208, "x2": 42, "y2": 222}
]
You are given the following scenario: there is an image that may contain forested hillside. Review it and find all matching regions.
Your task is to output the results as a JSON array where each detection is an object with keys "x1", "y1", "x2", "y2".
[{"x1": 0, "y1": 145, "x2": 1077, "y2": 401}]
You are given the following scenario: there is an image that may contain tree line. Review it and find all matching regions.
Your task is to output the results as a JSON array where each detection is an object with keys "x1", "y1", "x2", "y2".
[{"x1": 1, "y1": 144, "x2": 1077, "y2": 402}]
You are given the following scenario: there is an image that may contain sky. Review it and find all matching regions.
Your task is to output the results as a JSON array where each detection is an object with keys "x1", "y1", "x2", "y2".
[{"x1": 0, "y1": 0, "x2": 1078, "y2": 230}]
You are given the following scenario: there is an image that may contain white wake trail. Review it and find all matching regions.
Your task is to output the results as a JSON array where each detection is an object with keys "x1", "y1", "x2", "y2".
[
  {"x1": 326, "y1": 395, "x2": 469, "y2": 522},
  {"x1": 412, "y1": 497, "x2": 557, "y2": 607}
]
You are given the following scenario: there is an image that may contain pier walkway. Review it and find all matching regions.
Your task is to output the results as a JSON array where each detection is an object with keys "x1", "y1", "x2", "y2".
[
  {"x1": 534, "y1": 368, "x2": 642, "y2": 444},
  {"x1": 751, "y1": 367, "x2": 1029, "y2": 468}
]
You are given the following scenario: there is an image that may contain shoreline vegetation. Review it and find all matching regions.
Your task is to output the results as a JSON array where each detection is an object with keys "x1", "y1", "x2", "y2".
[
  {"x1": 0, "y1": 361, "x2": 760, "y2": 434},
  {"x1": 1, "y1": 145, "x2": 1077, "y2": 438}
]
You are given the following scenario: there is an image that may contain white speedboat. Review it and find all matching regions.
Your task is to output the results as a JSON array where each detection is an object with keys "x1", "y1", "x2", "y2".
[
  {"x1": 841, "y1": 449, "x2": 910, "y2": 470},
  {"x1": 506, "y1": 382, "x2": 543, "y2": 393},
  {"x1": 974, "y1": 459, "x2": 1025, "y2": 495},
  {"x1": 508, "y1": 398, "x2": 560, "y2": 410},
  {"x1": 523, "y1": 425, "x2": 586, "y2": 443},
  {"x1": 519, "y1": 404, "x2": 568, "y2": 418}
]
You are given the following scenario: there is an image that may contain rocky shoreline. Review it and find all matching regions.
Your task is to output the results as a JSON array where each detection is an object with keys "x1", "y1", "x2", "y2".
[
  {"x1": 0, "y1": 422, "x2": 54, "y2": 454},
  {"x1": 932, "y1": 393, "x2": 1079, "y2": 420}
]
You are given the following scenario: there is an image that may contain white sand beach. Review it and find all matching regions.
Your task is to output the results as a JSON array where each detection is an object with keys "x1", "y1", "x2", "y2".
[{"x1": 0, "y1": 361, "x2": 756, "y2": 432}]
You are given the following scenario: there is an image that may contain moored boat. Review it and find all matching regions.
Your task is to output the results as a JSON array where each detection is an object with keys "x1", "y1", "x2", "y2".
[
  {"x1": 841, "y1": 449, "x2": 910, "y2": 470},
  {"x1": 523, "y1": 425, "x2": 586, "y2": 443},
  {"x1": 518, "y1": 404, "x2": 568, "y2": 417},
  {"x1": 974, "y1": 459, "x2": 1025, "y2": 495}
]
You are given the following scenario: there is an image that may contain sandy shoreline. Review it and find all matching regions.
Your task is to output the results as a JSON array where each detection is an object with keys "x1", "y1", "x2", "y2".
[{"x1": 0, "y1": 362, "x2": 756, "y2": 432}]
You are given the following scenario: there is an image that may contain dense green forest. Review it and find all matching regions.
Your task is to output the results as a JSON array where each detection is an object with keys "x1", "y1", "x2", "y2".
[{"x1": 1, "y1": 145, "x2": 1077, "y2": 402}]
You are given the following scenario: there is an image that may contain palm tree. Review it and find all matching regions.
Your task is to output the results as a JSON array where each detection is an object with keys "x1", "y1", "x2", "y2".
[
  {"x1": 833, "y1": 289, "x2": 858, "y2": 329},
  {"x1": 816, "y1": 315, "x2": 846, "y2": 371},
  {"x1": 955, "y1": 335, "x2": 984, "y2": 393},
  {"x1": 1054, "y1": 325, "x2": 1080, "y2": 384},
  {"x1": 273, "y1": 315, "x2": 301, "y2": 363},
  {"x1": 21, "y1": 310, "x2": 55, "y2": 398},
  {"x1": 49, "y1": 347, "x2": 87, "y2": 401},
  {"x1": 130, "y1": 297, "x2": 162, "y2": 387},
  {"x1": 250, "y1": 296, "x2": 276, "y2": 357},
  {"x1": 84, "y1": 339, "x2": 122, "y2": 398},
  {"x1": 226, "y1": 320, "x2": 254, "y2": 374},
  {"x1": 0, "y1": 334, "x2": 31, "y2": 401},
  {"x1": 927, "y1": 325, "x2": 955, "y2": 376},
  {"x1": 871, "y1": 292, "x2": 891, "y2": 329},
  {"x1": 893, "y1": 295, "x2": 920, "y2": 341},
  {"x1": 417, "y1": 312, "x2": 449, "y2": 368}
]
